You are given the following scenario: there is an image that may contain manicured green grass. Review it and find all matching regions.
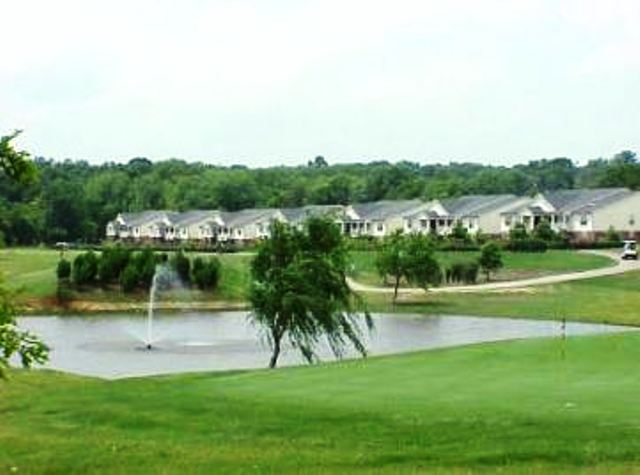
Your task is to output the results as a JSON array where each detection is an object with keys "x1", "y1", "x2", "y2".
[
  {"x1": 0, "y1": 248, "x2": 251, "y2": 307},
  {"x1": 349, "y1": 250, "x2": 615, "y2": 286},
  {"x1": 0, "y1": 247, "x2": 82, "y2": 298},
  {"x1": 3, "y1": 333, "x2": 640, "y2": 473},
  {"x1": 363, "y1": 269, "x2": 640, "y2": 325}
]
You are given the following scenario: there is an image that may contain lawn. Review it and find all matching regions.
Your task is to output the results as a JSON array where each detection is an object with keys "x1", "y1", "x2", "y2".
[
  {"x1": 363, "y1": 269, "x2": 640, "y2": 325},
  {"x1": 3, "y1": 332, "x2": 640, "y2": 473},
  {"x1": 0, "y1": 248, "x2": 252, "y2": 308},
  {"x1": 349, "y1": 250, "x2": 615, "y2": 287}
]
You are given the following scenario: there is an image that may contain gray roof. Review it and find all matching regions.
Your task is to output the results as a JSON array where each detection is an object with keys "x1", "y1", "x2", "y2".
[
  {"x1": 222, "y1": 208, "x2": 280, "y2": 228},
  {"x1": 119, "y1": 210, "x2": 174, "y2": 227},
  {"x1": 440, "y1": 194, "x2": 518, "y2": 217},
  {"x1": 280, "y1": 205, "x2": 344, "y2": 223},
  {"x1": 543, "y1": 188, "x2": 632, "y2": 213},
  {"x1": 172, "y1": 210, "x2": 220, "y2": 227},
  {"x1": 351, "y1": 200, "x2": 424, "y2": 221}
]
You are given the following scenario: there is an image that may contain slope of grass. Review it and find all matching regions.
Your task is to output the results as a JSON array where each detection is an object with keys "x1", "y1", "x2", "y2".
[
  {"x1": 2, "y1": 333, "x2": 640, "y2": 473},
  {"x1": 0, "y1": 248, "x2": 251, "y2": 307},
  {"x1": 349, "y1": 250, "x2": 615, "y2": 286},
  {"x1": 364, "y1": 269, "x2": 640, "y2": 325}
]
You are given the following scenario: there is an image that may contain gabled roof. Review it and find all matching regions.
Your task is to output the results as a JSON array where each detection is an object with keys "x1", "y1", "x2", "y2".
[
  {"x1": 440, "y1": 194, "x2": 518, "y2": 217},
  {"x1": 222, "y1": 208, "x2": 281, "y2": 228},
  {"x1": 119, "y1": 210, "x2": 174, "y2": 227},
  {"x1": 280, "y1": 205, "x2": 345, "y2": 223},
  {"x1": 351, "y1": 200, "x2": 424, "y2": 221},
  {"x1": 543, "y1": 188, "x2": 632, "y2": 214},
  {"x1": 172, "y1": 210, "x2": 220, "y2": 227}
]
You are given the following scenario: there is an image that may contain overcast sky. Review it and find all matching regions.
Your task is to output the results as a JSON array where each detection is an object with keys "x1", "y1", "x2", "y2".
[{"x1": 2, "y1": 0, "x2": 639, "y2": 167}]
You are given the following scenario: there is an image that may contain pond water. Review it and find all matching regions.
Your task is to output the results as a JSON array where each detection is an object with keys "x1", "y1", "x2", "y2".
[{"x1": 16, "y1": 312, "x2": 631, "y2": 379}]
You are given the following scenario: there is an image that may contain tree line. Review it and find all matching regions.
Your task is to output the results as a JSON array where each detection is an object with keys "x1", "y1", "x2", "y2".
[{"x1": 1, "y1": 131, "x2": 638, "y2": 246}]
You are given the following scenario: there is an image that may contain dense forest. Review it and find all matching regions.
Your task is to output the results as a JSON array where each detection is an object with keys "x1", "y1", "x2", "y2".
[{"x1": 0, "y1": 143, "x2": 638, "y2": 245}]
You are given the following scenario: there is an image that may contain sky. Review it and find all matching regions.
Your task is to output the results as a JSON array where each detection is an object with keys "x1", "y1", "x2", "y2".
[{"x1": 2, "y1": 0, "x2": 639, "y2": 167}]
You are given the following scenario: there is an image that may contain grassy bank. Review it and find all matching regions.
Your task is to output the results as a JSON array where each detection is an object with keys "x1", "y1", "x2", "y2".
[
  {"x1": 349, "y1": 249, "x2": 615, "y2": 286},
  {"x1": 0, "y1": 248, "x2": 251, "y2": 311},
  {"x1": 363, "y1": 269, "x2": 640, "y2": 325},
  {"x1": 3, "y1": 333, "x2": 640, "y2": 473}
]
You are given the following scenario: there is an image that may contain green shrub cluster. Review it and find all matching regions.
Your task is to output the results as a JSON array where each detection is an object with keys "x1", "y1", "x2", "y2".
[
  {"x1": 445, "y1": 260, "x2": 479, "y2": 285},
  {"x1": 60, "y1": 247, "x2": 221, "y2": 294}
]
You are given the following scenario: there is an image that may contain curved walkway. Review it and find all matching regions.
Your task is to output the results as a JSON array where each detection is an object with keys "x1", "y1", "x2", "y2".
[{"x1": 347, "y1": 250, "x2": 640, "y2": 295}]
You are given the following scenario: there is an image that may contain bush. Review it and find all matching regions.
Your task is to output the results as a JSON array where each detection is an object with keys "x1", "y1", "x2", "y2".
[
  {"x1": 72, "y1": 251, "x2": 98, "y2": 287},
  {"x1": 509, "y1": 223, "x2": 528, "y2": 241},
  {"x1": 533, "y1": 221, "x2": 556, "y2": 242},
  {"x1": 605, "y1": 226, "x2": 621, "y2": 243},
  {"x1": 506, "y1": 238, "x2": 548, "y2": 253},
  {"x1": 171, "y1": 249, "x2": 191, "y2": 283},
  {"x1": 120, "y1": 263, "x2": 140, "y2": 293},
  {"x1": 446, "y1": 259, "x2": 479, "y2": 285},
  {"x1": 98, "y1": 246, "x2": 131, "y2": 284},
  {"x1": 192, "y1": 256, "x2": 221, "y2": 290},
  {"x1": 56, "y1": 258, "x2": 71, "y2": 280},
  {"x1": 478, "y1": 241, "x2": 503, "y2": 280}
]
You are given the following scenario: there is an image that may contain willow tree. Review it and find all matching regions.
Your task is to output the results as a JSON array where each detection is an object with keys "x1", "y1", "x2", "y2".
[
  {"x1": 0, "y1": 131, "x2": 48, "y2": 377},
  {"x1": 249, "y1": 217, "x2": 372, "y2": 368}
]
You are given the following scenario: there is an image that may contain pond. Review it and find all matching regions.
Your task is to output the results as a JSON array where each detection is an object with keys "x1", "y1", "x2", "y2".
[{"x1": 17, "y1": 312, "x2": 630, "y2": 379}]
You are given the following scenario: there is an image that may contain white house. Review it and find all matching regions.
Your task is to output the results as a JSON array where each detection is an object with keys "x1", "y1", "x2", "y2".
[
  {"x1": 500, "y1": 188, "x2": 638, "y2": 239},
  {"x1": 404, "y1": 195, "x2": 521, "y2": 236}
]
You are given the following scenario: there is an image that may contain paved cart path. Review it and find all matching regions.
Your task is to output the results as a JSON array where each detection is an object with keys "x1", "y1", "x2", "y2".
[{"x1": 347, "y1": 250, "x2": 640, "y2": 295}]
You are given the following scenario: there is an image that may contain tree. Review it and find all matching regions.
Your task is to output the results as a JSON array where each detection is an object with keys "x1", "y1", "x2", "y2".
[
  {"x1": 171, "y1": 249, "x2": 191, "y2": 283},
  {"x1": 376, "y1": 231, "x2": 442, "y2": 302},
  {"x1": 0, "y1": 131, "x2": 47, "y2": 377},
  {"x1": 72, "y1": 251, "x2": 99, "y2": 287},
  {"x1": 56, "y1": 259, "x2": 71, "y2": 280},
  {"x1": 249, "y1": 218, "x2": 372, "y2": 368},
  {"x1": 478, "y1": 241, "x2": 503, "y2": 281},
  {"x1": 192, "y1": 256, "x2": 220, "y2": 290}
]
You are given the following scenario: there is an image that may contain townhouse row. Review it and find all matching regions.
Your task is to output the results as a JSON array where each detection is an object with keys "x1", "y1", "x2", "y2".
[{"x1": 106, "y1": 188, "x2": 640, "y2": 243}]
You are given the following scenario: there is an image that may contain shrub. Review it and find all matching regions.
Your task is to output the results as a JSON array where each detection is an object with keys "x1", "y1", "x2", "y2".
[
  {"x1": 72, "y1": 251, "x2": 98, "y2": 287},
  {"x1": 533, "y1": 221, "x2": 556, "y2": 242},
  {"x1": 98, "y1": 246, "x2": 131, "y2": 284},
  {"x1": 605, "y1": 226, "x2": 621, "y2": 243},
  {"x1": 447, "y1": 260, "x2": 479, "y2": 285},
  {"x1": 506, "y1": 238, "x2": 548, "y2": 253},
  {"x1": 135, "y1": 248, "x2": 157, "y2": 289},
  {"x1": 171, "y1": 249, "x2": 191, "y2": 283},
  {"x1": 509, "y1": 223, "x2": 528, "y2": 241},
  {"x1": 478, "y1": 241, "x2": 503, "y2": 281},
  {"x1": 192, "y1": 256, "x2": 221, "y2": 290},
  {"x1": 120, "y1": 263, "x2": 140, "y2": 293},
  {"x1": 56, "y1": 258, "x2": 71, "y2": 280}
]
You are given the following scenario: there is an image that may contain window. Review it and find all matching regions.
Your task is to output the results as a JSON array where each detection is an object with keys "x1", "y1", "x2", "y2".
[
  {"x1": 377, "y1": 223, "x2": 384, "y2": 232},
  {"x1": 407, "y1": 221, "x2": 412, "y2": 229},
  {"x1": 630, "y1": 215, "x2": 635, "y2": 226},
  {"x1": 580, "y1": 214, "x2": 588, "y2": 226},
  {"x1": 420, "y1": 219, "x2": 427, "y2": 228}
]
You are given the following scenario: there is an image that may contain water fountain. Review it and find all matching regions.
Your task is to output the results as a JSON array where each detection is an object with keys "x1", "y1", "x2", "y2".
[{"x1": 144, "y1": 264, "x2": 178, "y2": 350}]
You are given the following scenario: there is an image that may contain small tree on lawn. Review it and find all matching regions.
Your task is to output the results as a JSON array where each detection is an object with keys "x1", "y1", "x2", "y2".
[
  {"x1": 376, "y1": 231, "x2": 442, "y2": 303},
  {"x1": 249, "y1": 218, "x2": 372, "y2": 369},
  {"x1": 478, "y1": 241, "x2": 503, "y2": 281}
]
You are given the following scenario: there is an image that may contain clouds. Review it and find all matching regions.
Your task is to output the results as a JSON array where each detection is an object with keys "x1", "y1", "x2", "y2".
[{"x1": 1, "y1": 0, "x2": 639, "y2": 165}]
